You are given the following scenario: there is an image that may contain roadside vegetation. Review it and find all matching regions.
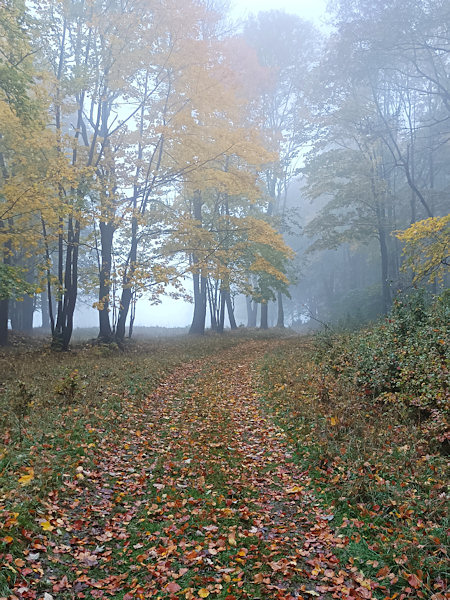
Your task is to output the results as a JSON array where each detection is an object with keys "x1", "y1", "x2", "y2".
[{"x1": 259, "y1": 293, "x2": 449, "y2": 598}]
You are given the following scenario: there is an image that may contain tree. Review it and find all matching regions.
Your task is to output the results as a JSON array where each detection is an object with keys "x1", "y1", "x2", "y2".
[
  {"x1": 0, "y1": 0, "x2": 59, "y2": 344},
  {"x1": 243, "y1": 11, "x2": 322, "y2": 326},
  {"x1": 303, "y1": 97, "x2": 399, "y2": 314},
  {"x1": 396, "y1": 215, "x2": 449, "y2": 284}
]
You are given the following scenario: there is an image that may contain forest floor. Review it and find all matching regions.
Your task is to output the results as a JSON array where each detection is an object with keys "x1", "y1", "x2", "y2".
[{"x1": 0, "y1": 335, "x2": 448, "y2": 600}]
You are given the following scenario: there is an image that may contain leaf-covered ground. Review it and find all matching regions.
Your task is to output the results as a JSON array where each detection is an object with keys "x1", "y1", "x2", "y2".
[{"x1": 1, "y1": 336, "x2": 448, "y2": 600}]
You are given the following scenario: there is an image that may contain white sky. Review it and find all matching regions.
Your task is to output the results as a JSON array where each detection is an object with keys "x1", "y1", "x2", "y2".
[{"x1": 231, "y1": 0, "x2": 328, "y2": 26}]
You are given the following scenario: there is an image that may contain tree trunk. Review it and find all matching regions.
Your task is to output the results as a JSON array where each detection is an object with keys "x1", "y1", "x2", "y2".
[
  {"x1": 116, "y1": 218, "x2": 137, "y2": 342},
  {"x1": 0, "y1": 298, "x2": 8, "y2": 346},
  {"x1": 378, "y1": 226, "x2": 391, "y2": 314},
  {"x1": 276, "y1": 291, "x2": 285, "y2": 328},
  {"x1": 189, "y1": 273, "x2": 207, "y2": 334},
  {"x1": 21, "y1": 295, "x2": 34, "y2": 332},
  {"x1": 207, "y1": 279, "x2": 218, "y2": 331},
  {"x1": 41, "y1": 291, "x2": 50, "y2": 330},
  {"x1": 128, "y1": 293, "x2": 136, "y2": 339},
  {"x1": 246, "y1": 296, "x2": 257, "y2": 327},
  {"x1": 189, "y1": 192, "x2": 207, "y2": 335},
  {"x1": 260, "y1": 302, "x2": 268, "y2": 329},
  {"x1": 98, "y1": 221, "x2": 114, "y2": 342},
  {"x1": 225, "y1": 291, "x2": 237, "y2": 329},
  {"x1": 217, "y1": 290, "x2": 225, "y2": 333},
  {"x1": 52, "y1": 217, "x2": 80, "y2": 351}
]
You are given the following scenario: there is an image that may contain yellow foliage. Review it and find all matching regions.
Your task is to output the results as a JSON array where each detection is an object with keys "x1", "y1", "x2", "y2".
[{"x1": 396, "y1": 216, "x2": 449, "y2": 283}]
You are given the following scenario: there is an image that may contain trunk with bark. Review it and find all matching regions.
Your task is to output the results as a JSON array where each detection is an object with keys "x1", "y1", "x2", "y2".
[
  {"x1": 98, "y1": 221, "x2": 115, "y2": 342},
  {"x1": 116, "y1": 217, "x2": 137, "y2": 342},
  {"x1": 189, "y1": 192, "x2": 207, "y2": 335},
  {"x1": 225, "y1": 291, "x2": 237, "y2": 329},
  {"x1": 260, "y1": 302, "x2": 268, "y2": 329},
  {"x1": 276, "y1": 291, "x2": 285, "y2": 328},
  {"x1": 52, "y1": 217, "x2": 80, "y2": 351},
  {"x1": 11, "y1": 296, "x2": 34, "y2": 332},
  {"x1": 246, "y1": 297, "x2": 257, "y2": 327},
  {"x1": 190, "y1": 272, "x2": 207, "y2": 334},
  {"x1": 0, "y1": 233, "x2": 12, "y2": 345},
  {"x1": 217, "y1": 291, "x2": 226, "y2": 333},
  {"x1": 0, "y1": 298, "x2": 8, "y2": 346},
  {"x1": 41, "y1": 291, "x2": 50, "y2": 330}
]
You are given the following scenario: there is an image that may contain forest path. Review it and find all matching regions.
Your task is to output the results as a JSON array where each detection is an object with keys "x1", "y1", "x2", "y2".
[{"x1": 15, "y1": 340, "x2": 376, "y2": 600}]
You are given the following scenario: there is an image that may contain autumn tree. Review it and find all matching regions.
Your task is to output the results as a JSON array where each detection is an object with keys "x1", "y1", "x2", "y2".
[
  {"x1": 0, "y1": 0, "x2": 59, "y2": 344},
  {"x1": 396, "y1": 216, "x2": 449, "y2": 285}
]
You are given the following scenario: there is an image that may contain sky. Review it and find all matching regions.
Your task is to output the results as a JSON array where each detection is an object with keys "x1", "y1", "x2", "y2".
[{"x1": 231, "y1": 0, "x2": 328, "y2": 26}]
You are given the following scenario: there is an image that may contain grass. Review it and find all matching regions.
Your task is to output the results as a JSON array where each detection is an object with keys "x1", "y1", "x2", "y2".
[
  {"x1": 257, "y1": 336, "x2": 449, "y2": 599},
  {"x1": 0, "y1": 330, "x2": 292, "y2": 598},
  {"x1": 0, "y1": 334, "x2": 248, "y2": 594},
  {"x1": 1, "y1": 321, "x2": 447, "y2": 599}
]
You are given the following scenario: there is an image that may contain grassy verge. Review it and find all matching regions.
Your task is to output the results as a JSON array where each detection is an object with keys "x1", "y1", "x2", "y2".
[{"x1": 258, "y1": 330, "x2": 448, "y2": 600}]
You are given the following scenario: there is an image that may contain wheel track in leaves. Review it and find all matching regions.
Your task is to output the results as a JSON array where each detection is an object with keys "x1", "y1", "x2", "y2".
[{"x1": 11, "y1": 340, "x2": 379, "y2": 600}]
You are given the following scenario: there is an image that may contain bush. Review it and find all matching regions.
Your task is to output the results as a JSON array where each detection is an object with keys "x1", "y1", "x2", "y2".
[{"x1": 316, "y1": 291, "x2": 449, "y2": 450}]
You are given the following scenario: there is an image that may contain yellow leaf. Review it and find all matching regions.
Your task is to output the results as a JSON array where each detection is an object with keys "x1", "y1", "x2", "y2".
[
  {"x1": 330, "y1": 416, "x2": 338, "y2": 426},
  {"x1": 40, "y1": 520, "x2": 54, "y2": 531},
  {"x1": 286, "y1": 485, "x2": 302, "y2": 494},
  {"x1": 198, "y1": 589, "x2": 210, "y2": 598},
  {"x1": 18, "y1": 468, "x2": 34, "y2": 485},
  {"x1": 3, "y1": 535, "x2": 13, "y2": 544}
]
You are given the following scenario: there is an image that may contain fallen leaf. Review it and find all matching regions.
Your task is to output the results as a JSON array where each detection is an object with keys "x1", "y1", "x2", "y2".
[
  {"x1": 376, "y1": 565, "x2": 390, "y2": 578},
  {"x1": 40, "y1": 520, "x2": 54, "y2": 531},
  {"x1": 407, "y1": 573, "x2": 421, "y2": 588},
  {"x1": 18, "y1": 468, "x2": 34, "y2": 485},
  {"x1": 286, "y1": 485, "x2": 302, "y2": 494}
]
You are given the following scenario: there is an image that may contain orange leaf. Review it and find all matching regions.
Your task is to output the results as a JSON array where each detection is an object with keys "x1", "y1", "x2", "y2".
[{"x1": 376, "y1": 565, "x2": 390, "y2": 578}]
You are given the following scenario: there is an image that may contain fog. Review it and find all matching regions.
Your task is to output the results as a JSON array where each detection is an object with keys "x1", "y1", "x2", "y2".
[{"x1": 1, "y1": 0, "x2": 448, "y2": 347}]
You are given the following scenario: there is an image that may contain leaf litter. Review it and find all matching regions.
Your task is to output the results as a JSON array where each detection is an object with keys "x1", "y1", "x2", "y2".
[{"x1": 1, "y1": 340, "x2": 447, "y2": 600}]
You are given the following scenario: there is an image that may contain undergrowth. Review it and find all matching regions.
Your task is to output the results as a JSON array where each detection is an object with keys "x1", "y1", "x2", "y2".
[{"x1": 259, "y1": 293, "x2": 449, "y2": 599}]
